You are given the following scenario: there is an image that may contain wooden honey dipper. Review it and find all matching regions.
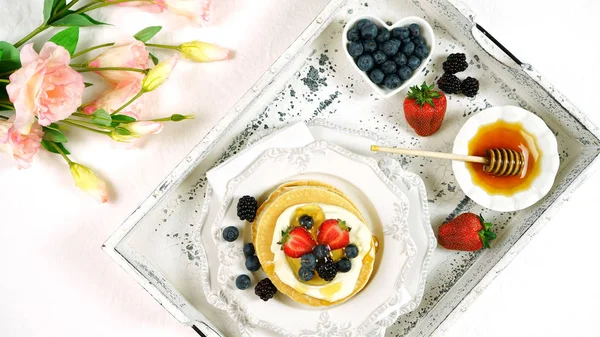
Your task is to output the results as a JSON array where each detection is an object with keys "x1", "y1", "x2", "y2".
[{"x1": 371, "y1": 145, "x2": 526, "y2": 176}]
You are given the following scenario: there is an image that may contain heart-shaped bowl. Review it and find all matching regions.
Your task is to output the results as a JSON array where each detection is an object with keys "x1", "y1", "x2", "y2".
[{"x1": 342, "y1": 15, "x2": 435, "y2": 98}]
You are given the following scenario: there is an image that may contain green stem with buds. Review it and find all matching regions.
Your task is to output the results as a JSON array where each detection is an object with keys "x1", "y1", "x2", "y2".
[
  {"x1": 145, "y1": 43, "x2": 180, "y2": 51},
  {"x1": 49, "y1": 141, "x2": 73, "y2": 164},
  {"x1": 73, "y1": 66, "x2": 148, "y2": 74},
  {"x1": 0, "y1": 79, "x2": 10, "y2": 83},
  {"x1": 59, "y1": 119, "x2": 110, "y2": 135},
  {"x1": 0, "y1": 103, "x2": 14, "y2": 110},
  {"x1": 13, "y1": 24, "x2": 50, "y2": 48},
  {"x1": 76, "y1": 0, "x2": 155, "y2": 14},
  {"x1": 111, "y1": 91, "x2": 143, "y2": 116},
  {"x1": 72, "y1": 43, "x2": 115, "y2": 58}
]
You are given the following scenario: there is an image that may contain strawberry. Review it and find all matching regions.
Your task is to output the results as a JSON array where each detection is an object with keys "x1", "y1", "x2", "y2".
[
  {"x1": 438, "y1": 213, "x2": 496, "y2": 251},
  {"x1": 278, "y1": 226, "x2": 316, "y2": 258},
  {"x1": 317, "y1": 219, "x2": 351, "y2": 250},
  {"x1": 403, "y1": 82, "x2": 447, "y2": 137}
]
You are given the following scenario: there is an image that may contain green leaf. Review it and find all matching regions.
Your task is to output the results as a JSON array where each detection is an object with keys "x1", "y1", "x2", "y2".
[
  {"x1": 42, "y1": 126, "x2": 68, "y2": 143},
  {"x1": 170, "y1": 114, "x2": 186, "y2": 122},
  {"x1": 111, "y1": 114, "x2": 136, "y2": 123},
  {"x1": 48, "y1": 123, "x2": 60, "y2": 129},
  {"x1": 114, "y1": 126, "x2": 131, "y2": 135},
  {"x1": 84, "y1": 82, "x2": 94, "y2": 88},
  {"x1": 48, "y1": 26, "x2": 79, "y2": 56},
  {"x1": 149, "y1": 52, "x2": 159, "y2": 66},
  {"x1": 43, "y1": 0, "x2": 55, "y2": 22},
  {"x1": 0, "y1": 50, "x2": 3, "y2": 60},
  {"x1": 91, "y1": 109, "x2": 112, "y2": 126},
  {"x1": 51, "y1": 13, "x2": 105, "y2": 27},
  {"x1": 80, "y1": 13, "x2": 109, "y2": 25},
  {"x1": 41, "y1": 140, "x2": 71, "y2": 155},
  {"x1": 52, "y1": 0, "x2": 67, "y2": 14},
  {"x1": 0, "y1": 41, "x2": 21, "y2": 73},
  {"x1": 133, "y1": 26, "x2": 162, "y2": 43}
]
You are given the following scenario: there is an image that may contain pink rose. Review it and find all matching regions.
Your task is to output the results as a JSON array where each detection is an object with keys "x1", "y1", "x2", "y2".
[
  {"x1": 0, "y1": 119, "x2": 44, "y2": 169},
  {"x1": 111, "y1": 0, "x2": 212, "y2": 24},
  {"x1": 7, "y1": 43, "x2": 84, "y2": 134},
  {"x1": 82, "y1": 80, "x2": 142, "y2": 118},
  {"x1": 87, "y1": 38, "x2": 149, "y2": 85}
]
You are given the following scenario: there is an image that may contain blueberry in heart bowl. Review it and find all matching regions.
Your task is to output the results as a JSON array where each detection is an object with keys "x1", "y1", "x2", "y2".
[{"x1": 343, "y1": 15, "x2": 435, "y2": 98}]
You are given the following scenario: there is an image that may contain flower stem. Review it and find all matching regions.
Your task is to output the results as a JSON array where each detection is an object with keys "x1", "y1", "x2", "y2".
[
  {"x1": 72, "y1": 112, "x2": 93, "y2": 119},
  {"x1": 0, "y1": 79, "x2": 10, "y2": 83},
  {"x1": 59, "y1": 119, "x2": 110, "y2": 135},
  {"x1": 145, "y1": 43, "x2": 180, "y2": 51},
  {"x1": 53, "y1": 0, "x2": 80, "y2": 17},
  {"x1": 74, "y1": 66, "x2": 148, "y2": 73},
  {"x1": 14, "y1": 24, "x2": 49, "y2": 48},
  {"x1": 49, "y1": 141, "x2": 73, "y2": 164},
  {"x1": 0, "y1": 115, "x2": 9, "y2": 120},
  {"x1": 72, "y1": 43, "x2": 115, "y2": 58},
  {"x1": 111, "y1": 91, "x2": 143, "y2": 116},
  {"x1": 0, "y1": 103, "x2": 14, "y2": 110},
  {"x1": 76, "y1": 0, "x2": 154, "y2": 14}
]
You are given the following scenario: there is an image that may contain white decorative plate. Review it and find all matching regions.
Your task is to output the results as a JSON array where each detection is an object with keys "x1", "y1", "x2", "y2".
[
  {"x1": 209, "y1": 140, "x2": 416, "y2": 337},
  {"x1": 452, "y1": 106, "x2": 560, "y2": 211}
]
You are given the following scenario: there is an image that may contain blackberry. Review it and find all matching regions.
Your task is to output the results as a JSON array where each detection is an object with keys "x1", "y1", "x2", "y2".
[
  {"x1": 369, "y1": 69, "x2": 385, "y2": 84},
  {"x1": 315, "y1": 258, "x2": 337, "y2": 281},
  {"x1": 372, "y1": 50, "x2": 387, "y2": 65},
  {"x1": 442, "y1": 53, "x2": 468, "y2": 74},
  {"x1": 255, "y1": 278, "x2": 277, "y2": 301},
  {"x1": 336, "y1": 258, "x2": 352, "y2": 273},
  {"x1": 362, "y1": 39, "x2": 377, "y2": 53},
  {"x1": 243, "y1": 243, "x2": 255, "y2": 257},
  {"x1": 375, "y1": 28, "x2": 391, "y2": 43},
  {"x1": 461, "y1": 77, "x2": 479, "y2": 97},
  {"x1": 437, "y1": 73, "x2": 461, "y2": 94},
  {"x1": 222, "y1": 226, "x2": 239, "y2": 242},
  {"x1": 237, "y1": 195, "x2": 258, "y2": 222},
  {"x1": 236, "y1": 275, "x2": 251, "y2": 290}
]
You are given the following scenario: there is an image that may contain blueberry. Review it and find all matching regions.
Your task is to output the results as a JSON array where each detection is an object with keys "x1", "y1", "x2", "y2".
[
  {"x1": 372, "y1": 50, "x2": 387, "y2": 65},
  {"x1": 401, "y1": 41, "x2": 415, "y2": 55},
  {"x1": 384, "y1": 74, "x2": 401, "y2": 89},
  {"x1": 347, "y1": 28, "x2": 360, "y2": 42},
  {"x1": 336, "y1": 258, "x2": 352, "y2": 273},
  {"x1": 243, "y1": 243, "x2": 255, "y2": 257},
  {"x1": 381, "y1": 60, "x2": 397, "y2": 74},
  {"x1": 407, "y1": 55, "x2": 421, "y2": 70},
  {"x1": 298, "y1": 266, "x2": 315, "y2": 282},
  {"x1": 222, "y1": 226, "x2": 239, "y2": 242},
  {"x1": 357, "y1": 54, "x2": 374, "y2": 71},
  {"x1": 392, "y1": 27, "x2": 410, "y2": 40},
  {"x1": 356, "y1": 18, "x2": 371, "y2": 30},
  {"x1": 375, "y1": 28, "x2": 391, "y2": 43},
  {"x1": 236, "y1": 274, "x2": 251, "y2": 290},
  {"x1": 362, "y1": 39, "x2": 377, "y2": 53},
  {"x1": 369, "y1": 69, "x2": 385, "y2": 84},
  {"x1": 412, "y1": 36, "x2": 425, "y2": 46},
  {"x1": 299, "y1": 214, "x2": 314, "y2": 229},
  {"x1": 401, "y1": 37, "x2": 412, "y2": 45},
  {"x1": 393, "y1": 53, "x2": 407, "y2": 66},
  {"x1": 345, "y1": 244, "x2": 359, "y2": 259},
  {"x1": 382, "y1": 39, "x2": 401, "y2": 56},
  {"x1": 360, "y1": 23, "x2": 378, "y2": 40},
  {"x1": 313, "y1": 244, "x2": 330, "y2": 260},
  {"x1": 347, "y1": 41, "x2": 363, "y2": 58},
  {"x1": 408, "y1": 23, "x2": 420, "y2": 37},
  {"x1": 414, "y1": 44, "x2": 429, "y2": 60},
  {"x1": 398, "y1": 66, "x2": 412, "y2": 80},
  {"x1": 300, "y1": 253, "x2": 317, "y2": 270},
  {"x1": 245, "y1": 255, "x2": 261, "y2": 272}
]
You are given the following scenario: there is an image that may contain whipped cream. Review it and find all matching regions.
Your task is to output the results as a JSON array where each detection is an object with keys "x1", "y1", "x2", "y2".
[{"x1": 271, "y1": 203, "x2": 374, "y2": 302}]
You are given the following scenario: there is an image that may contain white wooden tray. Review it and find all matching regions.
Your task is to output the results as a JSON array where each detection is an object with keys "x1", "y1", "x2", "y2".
[{"x1": 103, "y1": 0, "x2": 600, "y2": 336}]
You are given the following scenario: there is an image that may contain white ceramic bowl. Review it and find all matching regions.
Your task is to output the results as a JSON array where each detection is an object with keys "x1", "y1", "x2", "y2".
[
  {"x1": 452, "y1": 106, "x2": 560, "y2": 212},
  {"x1": 342, "y1": 15, "x2": 435, "y2": 98}
]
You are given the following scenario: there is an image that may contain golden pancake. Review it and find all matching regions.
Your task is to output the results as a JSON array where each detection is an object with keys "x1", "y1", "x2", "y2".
[{"x1": 253, "y1": 181, "x2": 376, "y2": 306}]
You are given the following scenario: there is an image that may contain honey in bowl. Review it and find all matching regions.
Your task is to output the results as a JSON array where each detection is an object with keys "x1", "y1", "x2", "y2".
[{"x1": 467, "y1": 120, "x2": 542, "y2": 195}]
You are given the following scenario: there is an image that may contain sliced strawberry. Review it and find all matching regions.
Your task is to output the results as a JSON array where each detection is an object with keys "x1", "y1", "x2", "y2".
[
  {"x1": 317, "y1": 219, "x2": 351, "y2": 250},
  {"x1": 277, "y1": 226, "x2": 316, "y2": 258}
]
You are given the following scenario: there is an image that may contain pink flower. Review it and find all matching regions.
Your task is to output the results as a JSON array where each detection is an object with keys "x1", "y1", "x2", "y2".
[
  {"x1": 82, "y1": 80, "x2": 142, "y2": 118},
  {"x1": 87, "y1": 38, "x2": 149, "y2": 85},
  {"x1": 7, "y1": 43, "x2": 84, "y2": 134},
  {"x1": 110, "y1": 0, "x2": 212, "y2": 24},
  {"x1": 0, "y1": 119, "x2": 44, "y2": 169}
]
